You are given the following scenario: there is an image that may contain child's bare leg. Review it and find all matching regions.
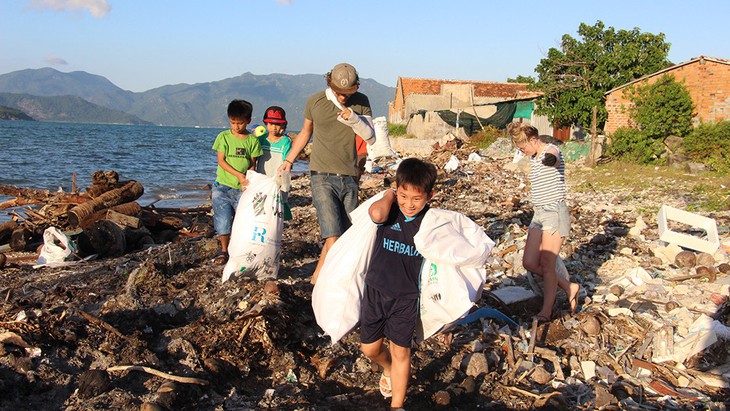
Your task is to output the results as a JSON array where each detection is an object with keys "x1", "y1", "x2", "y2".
[
  {"x1": 360, "y1": 339, "x2": 391, "y2": 377},
  {"x1": 219, "y1": 234, "x2": 230, "y2": 254},
  {"x1": 311, "y1": 236, "x2": 338, "y2": 284},
  {"x1": 537, "y1": 230, "x2": 563, "y2": 320},
  {"x1": 389, "y1": 343, "x2": 411, "y2": 408}
]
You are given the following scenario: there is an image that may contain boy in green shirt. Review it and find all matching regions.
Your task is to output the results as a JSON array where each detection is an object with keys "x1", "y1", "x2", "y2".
[{"x1": 211, "y1": 99, "x2": 264, "y2": 265}]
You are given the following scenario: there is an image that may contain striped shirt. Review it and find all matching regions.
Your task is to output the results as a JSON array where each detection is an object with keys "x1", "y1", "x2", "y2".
[{"x1": 529, "y1": 143, "x2": 566, "y2": 206}]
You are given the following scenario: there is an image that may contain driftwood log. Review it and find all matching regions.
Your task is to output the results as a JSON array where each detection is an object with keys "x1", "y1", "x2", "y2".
[
  {"x1": 0, "y1": 184, "x2": 88, "y2": 210},
  {"x1": 67, "y1": 181, "x2": 144, "y2": 227},
  {"x1": 0, "y1": 221, "x2": 19, "y2": 244},
  {"x1": 79, "y1": 202, "x2": 142, "y2": 229}
]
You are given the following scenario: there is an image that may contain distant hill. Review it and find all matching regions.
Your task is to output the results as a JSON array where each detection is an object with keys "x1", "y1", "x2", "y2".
[
  {"x1": 0, "y1": 105, "x2": 34, "y2": 121},
  {"x1": 0, "y1": 68, "x2": 396, "y2": 127},
  {"x1": 0, "y1": 93, "x2": 151, "y2": 125}
]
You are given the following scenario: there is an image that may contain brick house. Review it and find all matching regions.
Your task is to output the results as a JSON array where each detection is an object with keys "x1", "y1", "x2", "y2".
[{"x1": 604, "y1": 56, "x2": 730, "y2": 135}]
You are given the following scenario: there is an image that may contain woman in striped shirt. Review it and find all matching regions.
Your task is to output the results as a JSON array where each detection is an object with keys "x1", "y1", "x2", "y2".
[{"x1": 508, "y1": 122, "x2": 580, "y2": 322}]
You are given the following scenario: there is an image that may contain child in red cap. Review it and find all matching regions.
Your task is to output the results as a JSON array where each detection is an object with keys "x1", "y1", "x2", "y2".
[{"x1": 255, "y1": 106, "x2": 293, "y2": 220}]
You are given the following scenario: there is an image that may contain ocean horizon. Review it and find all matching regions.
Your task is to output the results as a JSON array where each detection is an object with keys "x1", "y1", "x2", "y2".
[{"x1": 0, "y1": 121, "x2": 308, "y2": 223}]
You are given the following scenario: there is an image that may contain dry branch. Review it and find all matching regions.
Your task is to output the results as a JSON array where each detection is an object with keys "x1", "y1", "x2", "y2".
[{"x1": 107, "y1": 365, "x2": 209, "y2": 385}]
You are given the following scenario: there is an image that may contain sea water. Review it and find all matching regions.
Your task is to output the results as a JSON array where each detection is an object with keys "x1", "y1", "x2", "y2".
[{"x1": 0, "y1": 121, "x2": 307, "y2": 222}]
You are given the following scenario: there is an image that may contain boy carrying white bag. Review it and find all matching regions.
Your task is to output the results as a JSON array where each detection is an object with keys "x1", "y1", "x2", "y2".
[{"x1": 222, "y1": 171, "x2": 283, "y2": 282}]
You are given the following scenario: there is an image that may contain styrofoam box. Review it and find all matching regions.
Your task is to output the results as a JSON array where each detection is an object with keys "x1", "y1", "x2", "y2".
[{"x1": 657, "y1": 205, "x2": 720, "y2": 254}]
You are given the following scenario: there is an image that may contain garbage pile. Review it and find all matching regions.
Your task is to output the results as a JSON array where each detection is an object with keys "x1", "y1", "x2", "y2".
[
  {"x1": 0, "y1": 170, "x2": 213, "y2": 267},
  {"x1": 0, "y1": 137, "x2": 728, "y2": 410}
]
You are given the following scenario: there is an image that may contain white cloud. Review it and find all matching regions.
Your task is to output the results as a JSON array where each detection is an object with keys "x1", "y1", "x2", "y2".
[
  {"x1": 31, "y1": 0, "x2": 112, "y2": 18},
  {"x1": 45, "y1": 56, "x2": 68, "y2": 65}
]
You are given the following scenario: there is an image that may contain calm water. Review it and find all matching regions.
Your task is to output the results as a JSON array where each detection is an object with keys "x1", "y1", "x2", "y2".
[{"x1": 0, "y1": 121, "x2": 307, "y2": 222}]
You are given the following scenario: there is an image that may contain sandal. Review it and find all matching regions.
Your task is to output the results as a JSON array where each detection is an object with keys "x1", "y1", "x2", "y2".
[
  {"x1": 212, "y1": 251, "x2": 228, "y2": 265},
  {"x1": 379, "y1": 373, "x2": 392, "y2": 398}
]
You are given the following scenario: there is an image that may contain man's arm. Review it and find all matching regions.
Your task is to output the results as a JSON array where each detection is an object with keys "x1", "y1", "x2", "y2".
[
  {"x1": 369, "y1": 189, "x2": 396, "y2": 223},
  {"x1": 279, "y1": 119, "x2": 313, "y2": 172}
]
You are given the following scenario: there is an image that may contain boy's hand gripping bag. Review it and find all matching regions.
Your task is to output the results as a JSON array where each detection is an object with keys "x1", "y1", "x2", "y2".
[
  {"x1": 311, "y1": 191, "x2": 385, "y2": 344},
  {"x1": 222, "y1": 171, "x2": 283, "y2": 282},
  {"x1": 414, "y1": 209, "x2": 495, "y2": 342}
]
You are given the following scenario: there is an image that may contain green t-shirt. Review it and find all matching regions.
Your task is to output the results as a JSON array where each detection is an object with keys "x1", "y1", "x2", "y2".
[
  {"x1": 212, "y1": 130, "x2": 264, "y2": 189},
  {"x1": 304, "y1": 90, "x2": 372, "y2": 176}
]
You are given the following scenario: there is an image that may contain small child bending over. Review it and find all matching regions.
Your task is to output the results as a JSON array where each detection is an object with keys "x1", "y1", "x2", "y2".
[
  {"x1": 507, "y1": 122, "x2": 580, "y2": 322},
  {"x1": 360, "y1": 158, "x2": 437, "y2": 411}
]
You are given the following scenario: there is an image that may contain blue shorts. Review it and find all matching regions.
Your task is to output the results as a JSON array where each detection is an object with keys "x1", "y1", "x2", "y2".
[
  {"x1": 310, "y1": 173, "x2": 358, "y2": 239},
  {"x1": 212, "y1": 183, "x2": 242, "y2": 236},
  {"x1": 360, "y1": 285, "x2": 418, "y2": 348},
  {"x1": 530, "y1": 200, "x2": 571, "y2": 237}
]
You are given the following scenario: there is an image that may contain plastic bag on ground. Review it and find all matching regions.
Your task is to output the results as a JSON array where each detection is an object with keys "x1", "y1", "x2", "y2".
[
  {"x1": 37, "y1": 227, "x2": 77, "y2": 266},
  {"x1": 222, "y1": 171, "x2": 283, "y2": 282}
]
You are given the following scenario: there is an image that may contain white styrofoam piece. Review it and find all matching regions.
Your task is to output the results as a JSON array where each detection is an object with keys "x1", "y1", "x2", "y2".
[{"x1": 657, "y1": 205, "x2": 720, "y2": 254}]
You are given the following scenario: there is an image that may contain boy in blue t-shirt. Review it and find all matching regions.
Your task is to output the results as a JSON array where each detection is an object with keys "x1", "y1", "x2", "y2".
[
  {"x1": 360, "y1": 158, "x2": 437, "y2": 410},
  {"x1": 254, "y1": 106, "x2": 293, "y2": 220},
  {"x1": 210, "y1": 99, "x2": 264, "y2": 265}
]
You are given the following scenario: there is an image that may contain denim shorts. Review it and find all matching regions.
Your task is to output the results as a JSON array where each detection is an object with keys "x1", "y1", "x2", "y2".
[
  {"x1": 530, "y1": 200, "x2": 571, "y2": 237},
  {"x1": 310, "y1": 173, "x2": 358, "y2": 238},
  {"x1": 212, "y1": 183, "x2": 242, "y2": 236}
]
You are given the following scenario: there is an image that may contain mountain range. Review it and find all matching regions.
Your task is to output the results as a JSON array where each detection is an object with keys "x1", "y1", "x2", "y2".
[{"x1": 0, "y1": 67, "x2": 396, "y2": 127}]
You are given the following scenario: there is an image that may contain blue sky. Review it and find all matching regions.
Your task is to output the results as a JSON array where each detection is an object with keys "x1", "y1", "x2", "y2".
[{"x1": 1, "y1": 0, "x2": 729, "y2": 92}]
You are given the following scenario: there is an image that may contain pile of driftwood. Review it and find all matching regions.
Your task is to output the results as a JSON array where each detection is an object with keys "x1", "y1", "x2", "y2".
[{"x1": 0, "y1": 171, "x2": 213, "y2": 263}]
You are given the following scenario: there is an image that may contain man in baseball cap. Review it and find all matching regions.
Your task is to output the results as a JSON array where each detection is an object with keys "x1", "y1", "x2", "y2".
[{"x1": 279, "y1": 63, "x2": 376, "y2": 284}]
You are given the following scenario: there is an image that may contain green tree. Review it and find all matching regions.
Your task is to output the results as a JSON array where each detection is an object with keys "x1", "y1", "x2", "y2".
[
  {"x1": 533, "y1": 21, "x2": 671, "y2": 166},
  {"x1": 627, "y1": 74, "x2": 694, "y2": 139},
  {"x1": 507, "y1": 75, "x2": 535, "y2": 84}
]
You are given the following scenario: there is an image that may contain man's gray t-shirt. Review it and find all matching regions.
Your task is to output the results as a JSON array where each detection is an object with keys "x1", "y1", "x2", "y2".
[{"x1": 304, "y1": 90, "x2": 372, "y2": 176}]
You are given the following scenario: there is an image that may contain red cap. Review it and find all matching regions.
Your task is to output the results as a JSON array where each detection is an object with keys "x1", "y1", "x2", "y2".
[{"x1": 263, "y1": 106, "x2": 287, "y2": 124}]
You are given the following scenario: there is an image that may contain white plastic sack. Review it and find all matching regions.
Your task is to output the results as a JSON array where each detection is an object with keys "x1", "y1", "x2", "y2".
[
  {"x1": 37, "y1": 227, "x2": 76, "y2": 265},
  {"x1": 444, "y1": 155, "x2": 460, "y2": 172},
  {"x1": 366, "y1": 117, "x2": 398, "y2": 160},
  {"x1": 312, "y1": 191, "x2": 385, "y2": 344},
  {"x1": 222, "y1": 171, "x2": 283, "y2": 282},
  {"x1": 414, "y1": 209, "x2": 495, "y2": 341}
]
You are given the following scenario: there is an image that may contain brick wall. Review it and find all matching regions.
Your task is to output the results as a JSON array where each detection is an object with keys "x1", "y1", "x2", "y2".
[{"x1": 604, "y1": 59, "x2": 730, "y2": 135}]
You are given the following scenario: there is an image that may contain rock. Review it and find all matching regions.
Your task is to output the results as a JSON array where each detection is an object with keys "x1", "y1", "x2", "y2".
[
  {"x1": 530, "y1": 366, "x2": 552, "y2": 385},
  {"x1": 675, "y1": 251, "x2": 697, "y2": 268},
  {"x1": 463, "y1": 352, "x2": 488, "y2": 377},
  {"x1": 433, "y1": 390, "x2": 451, "y2": 406},
  {"x1": 140, "y1": 403, "x2": 164, "y2": 411},
  {"x1": 593, "y1": 383, "x2": 617, "y2": 407},
  {"x1": 0, "y1": 253, "x2": 6, "y2": 268},
  {"x1": 718, "y1": 263, "x2": 730, "y2": 274},
  {"x1": 264, "y1": 281, "x2": 279, "y2": 294},
  {"x1": 609, "y1": 284, "x2": 624, "y2": 297},
  {"x1": 77, "y1": 369, "x2": 110, "y2": 399},
  {"x1": 697, "y1": 252, "x2": 715, "y2": 267},
  {"x1": 582, "y1": 316, "x2": 601, "y2": 336},
  {"x1": 459, "y1": 376, "x2": 476, "y2": 394}
]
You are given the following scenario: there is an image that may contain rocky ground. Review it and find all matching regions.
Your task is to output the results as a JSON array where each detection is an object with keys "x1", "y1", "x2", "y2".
[{"x1": 1, "y1": 139, "x2": 729, "y2": 410}]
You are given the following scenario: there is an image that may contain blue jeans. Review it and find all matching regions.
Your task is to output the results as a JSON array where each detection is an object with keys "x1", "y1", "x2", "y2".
[
  {"x1": 310, "y1": 173, "x2": 358, "y2": 238},
  {"x1": 212, "y1": 183, "x2": 242, "y2": 236}
]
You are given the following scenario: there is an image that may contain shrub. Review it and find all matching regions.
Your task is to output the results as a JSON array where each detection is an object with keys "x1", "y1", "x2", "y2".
[
  {"x1": 607, "y1": 127, "x2": 664, "y2": 164},
  {"x1": 683, "y1": 120, "x2": 730, "y2": 174},
  {"x1": 387, "y1": 123, "x2": 407, "y2": 136},
  {"x1": 470, "y1": 125, "x2": 505, "y2": 149},
  {"x1": 628, "y1": 74, "x2": 694, "y2": 139}
]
